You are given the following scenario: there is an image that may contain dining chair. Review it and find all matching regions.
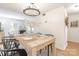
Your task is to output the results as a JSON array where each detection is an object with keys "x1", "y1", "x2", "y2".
[
  {"x1": 0, "y1": 48, "x2": 20, "y2": 56},
  {"x1": 0, "y1": 48, "x2": 27, "y2": 56},
  {"x1": 1, "y1": 36, "x2": 27, "y2": 56},
  {"x1": 2, "y1": 36, "x2": 19, "y2": 49}
]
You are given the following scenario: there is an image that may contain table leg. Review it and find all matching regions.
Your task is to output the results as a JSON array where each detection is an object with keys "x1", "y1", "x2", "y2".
[
  {"x1": 52, "y1": 42, "x2": 56, "y2": 56},
  {"x1": 47, "y1": 45, "x2": 50, "y2": 56}
]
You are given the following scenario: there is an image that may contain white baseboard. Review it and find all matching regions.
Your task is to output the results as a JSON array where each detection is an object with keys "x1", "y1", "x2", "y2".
[{"x1": 68, "y1": 40, "x2": 79, "y2": 43}]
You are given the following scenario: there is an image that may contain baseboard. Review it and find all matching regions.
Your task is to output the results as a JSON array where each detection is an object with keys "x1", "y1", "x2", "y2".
[
  {"x1": 68, "y1": 41, "x2": 79, "y2": 44},
  {"x1": 56, "y1": 48, "x2": 64, "y2": 51}
]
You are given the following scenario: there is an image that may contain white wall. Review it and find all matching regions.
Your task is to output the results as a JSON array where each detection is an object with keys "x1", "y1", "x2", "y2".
[
  {"x1": 31, "y1": 7, "x2": 67, "y2": 50},
  {"x1": 68, "y1": 13, "x2": 79, "y2": 43}
]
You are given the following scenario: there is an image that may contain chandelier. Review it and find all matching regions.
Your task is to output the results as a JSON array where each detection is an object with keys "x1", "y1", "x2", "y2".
[{"x1": 23, "y1": 3, "x2": 40, "y2": 16}]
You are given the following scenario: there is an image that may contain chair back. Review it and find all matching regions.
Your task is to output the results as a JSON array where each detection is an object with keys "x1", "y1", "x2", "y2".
[
  {"x1": 0, "y1": 36, "x2": 27, "y2": 56},
  {"x1": 2, "y1": 36, "x2": 19, "y2": 49}
]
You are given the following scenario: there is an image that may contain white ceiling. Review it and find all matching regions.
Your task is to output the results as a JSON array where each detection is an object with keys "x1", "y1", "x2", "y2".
[
  {"x1": 0, "y1": 3, "x2": 73, "y2": 14},
  {"x1": 0, "y1": 3, "x2": 79, "y2": 18},
  {"x1": 66, "y1": 3, "x2": 79, "y2": 15}
]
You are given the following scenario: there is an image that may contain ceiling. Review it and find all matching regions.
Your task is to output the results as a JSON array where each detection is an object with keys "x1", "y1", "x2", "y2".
[
  {"x1": 0, "y1": 3, "x2": 73, "y2": 13},
  {"x1": 0, "y1": 3, "x2": 78, "y2": 18},
  {"x1": 66, "y1": 3, "x2": 79, "y2": 15}
]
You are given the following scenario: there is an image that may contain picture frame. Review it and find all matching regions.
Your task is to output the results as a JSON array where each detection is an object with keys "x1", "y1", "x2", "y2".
[{"x1": 70, "y1": 21, "x2": 78, "y2": 27}]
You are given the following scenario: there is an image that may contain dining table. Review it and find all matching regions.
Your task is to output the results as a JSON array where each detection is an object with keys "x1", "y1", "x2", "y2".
[{"x1": 14, "y1": 34, "x2": 56, "y2": 56}]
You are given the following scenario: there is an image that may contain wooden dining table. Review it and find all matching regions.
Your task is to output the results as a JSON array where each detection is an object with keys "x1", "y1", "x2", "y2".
[{"x1": 14, "y1": 34, "x2": 56, "y2": 56}]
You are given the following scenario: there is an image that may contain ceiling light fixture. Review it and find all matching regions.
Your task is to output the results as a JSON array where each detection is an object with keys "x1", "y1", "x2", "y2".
[{"x1": 23, "y1": 3, "x2": 40, "y2": 16}]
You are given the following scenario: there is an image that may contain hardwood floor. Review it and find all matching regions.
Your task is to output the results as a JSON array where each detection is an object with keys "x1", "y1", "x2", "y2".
[{"x1": 56, "y1": 41, "x2": 79, "y2": 56}]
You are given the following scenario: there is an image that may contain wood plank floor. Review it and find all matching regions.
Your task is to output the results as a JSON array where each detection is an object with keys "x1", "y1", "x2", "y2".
[{"x1": 56, "y1": 41, "x2": 79, "y2": 56}]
